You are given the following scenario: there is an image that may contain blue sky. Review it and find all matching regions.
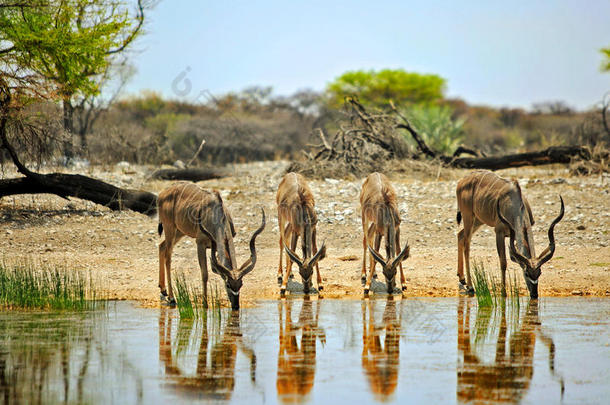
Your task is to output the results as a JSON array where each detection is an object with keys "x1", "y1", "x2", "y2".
[{"x1": 124, "y1": 0, "x2": 610, "y2": 110}]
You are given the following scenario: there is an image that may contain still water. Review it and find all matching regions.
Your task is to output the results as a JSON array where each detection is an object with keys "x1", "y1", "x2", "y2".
[{"x1": 0, "y1": 297, "x2": 608, "y2": 404}]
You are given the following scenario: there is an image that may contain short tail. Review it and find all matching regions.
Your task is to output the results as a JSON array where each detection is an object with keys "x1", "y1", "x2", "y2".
[
  {"x1": 456, "y1": 211, "x2": 462, "y2": 225},
  {"x1": 158, "y1": 223, "x2": 163, "y2": 236}
]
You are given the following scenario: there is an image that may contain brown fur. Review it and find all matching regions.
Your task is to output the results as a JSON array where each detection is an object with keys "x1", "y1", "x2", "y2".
[
  {"x1": 276, "y1": 172, "x2": 324, "y2": 293},
  {"x1": 156, "y1": 182, "x2": 266, "y2": 309},
  {"x1": 455, "y1": 170, "x2": 562, "y2": 298},
  {"x1": 360, "y1": 172, "x2": 409, "y2": 294}
]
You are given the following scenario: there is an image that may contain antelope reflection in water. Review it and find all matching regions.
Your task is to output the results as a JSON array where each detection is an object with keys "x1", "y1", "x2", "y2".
[
  {"x1": 361, "y1": 297, "x2": 402, "y2": 402},
  {"x1": 457, "y1": 298, "x2": 564, "y2": 403},
  {"x1": 158, "y1": 308, "x2": 256, "y2": 401},
  {"x1": 277, "y1": 297, "x2": 325, "y2": 404}
]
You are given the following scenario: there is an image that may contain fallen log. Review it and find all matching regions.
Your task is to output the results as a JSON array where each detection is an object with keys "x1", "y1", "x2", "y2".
[
  {"x1": 149, "y1": 168, "x2": 227, "y2": 182},
  {"x1": 446, "y1": 146, "x2": 591, "y2": 170},
  {"x1": 0, "y1": 173, "x2": 157, "y2": 216}
]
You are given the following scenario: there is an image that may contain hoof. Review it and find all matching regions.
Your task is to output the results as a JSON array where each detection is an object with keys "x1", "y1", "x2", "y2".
[
  {"x1": 363, "y1": 288, "x2": 370, "y2": 296},
  {"x1": 280, "y1": 288, "x2": 286, "y2": 297},
  {"x1": 401, "y1": 285, "x2": 407, "y2": 292},
  {"x1": 289, "y1": 273, "x2": 295, "y2": 279},
  {"x1": 318, "y1": 285, "x2": 324, "y2": 291},
  {"x1": 361, "y1": 277, "x2": 366, "y2": 286},
  {"x1": 372, "y1": 273, "x2": 378, "y2": 279},
  {"x1": 277, "y1": 276, "x2": 283, "y2": 286}
]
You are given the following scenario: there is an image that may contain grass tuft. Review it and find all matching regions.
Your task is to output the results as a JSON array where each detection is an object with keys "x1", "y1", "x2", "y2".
[
  {"x1": 0, "y1": 258, "x2": 104, "y2": 311},
  {"x1": 174, "y1": 272, "x2": 222, "y2": 320},
  {"x1": 472, "y1": 259, "x2": 520, "y2": 309}
]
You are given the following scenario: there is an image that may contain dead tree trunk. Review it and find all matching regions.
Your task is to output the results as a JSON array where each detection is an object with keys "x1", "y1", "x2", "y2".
[
  {"x1": 0, "y1": 174, "x2": 157, "y2": 215},
  {"x1": 0, "y1": 100, "x2": 157, "y2": 215},
  {"x1": 448, "y1": 146, "x2": 591, "y2": 170}
]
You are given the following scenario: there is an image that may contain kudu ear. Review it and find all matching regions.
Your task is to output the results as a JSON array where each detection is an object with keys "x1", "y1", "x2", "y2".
[
  {"x1": 536, "y1": 195, "x2": 564, "y2": 267},
  {"x1": 198, "y1": 222, "x2": 232, "y2": 277},
  {"x1": 238, "y1": 208, "x2": 266, "y2": 279},
  {"x1": 497, "y1": 200, "x2": 530, "y2": 268},
  {"x1": 367, "y1": 244, "x2": 387, "y2": 267}
]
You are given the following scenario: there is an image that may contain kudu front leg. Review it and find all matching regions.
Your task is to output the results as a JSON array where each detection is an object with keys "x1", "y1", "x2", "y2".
[
  {"x1": 196, "y1": 241, "x2": 209, "y2": 308},
  {"x1": 278, "y1": 222, "x2": 287, "y2": 286},
  {"x1": 396, "y1": 231, "x2": 406, "y2": 292},
  {"x1": 361, "y1": 217, "x2": 368, "y2": 286},
  {"x1": 495, "y1": 232, "x2": 508, "y2": 298},
  {"x1": 280, "y1": 232, "x2": 299, "y2": 296},
  {"x1": 312, "y1": 230, "x2": 323, "y2": 291},
  {"x1": 364, "y1": 231, "x2": 381, "y2": 296}
]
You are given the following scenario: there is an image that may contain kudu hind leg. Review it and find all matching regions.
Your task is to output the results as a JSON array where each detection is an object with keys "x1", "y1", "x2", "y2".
[{"x1": 158, "y1": 240, "x2": 168, "y2": 298}]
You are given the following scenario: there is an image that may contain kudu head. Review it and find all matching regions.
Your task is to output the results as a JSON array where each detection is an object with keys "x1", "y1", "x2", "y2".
[
  {"x1": 368, "y1": 242, "x2": 410, "y2": 293},
  {"x1": 283, "y1": 242, "x2": 326, "y2": 293},
  {"x1": 498, "y1": 196, "x2": 564, "y2": 299},
  {"x1": 199, "y1": 208, "x2": 266, "y2": 310}
]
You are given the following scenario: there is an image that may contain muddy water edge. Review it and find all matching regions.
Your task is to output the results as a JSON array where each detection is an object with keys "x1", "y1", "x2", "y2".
[{"x1": 0, "y1": 297, "x2": 608, "y2": 404}]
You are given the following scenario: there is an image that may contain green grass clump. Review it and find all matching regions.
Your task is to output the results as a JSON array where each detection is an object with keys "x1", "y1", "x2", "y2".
[
  {"x1": 174, "y1": 273, "x2": 222, "y2": 319},
  {"x1": 0, "y1": 259, "x2": 104, "y2": 311},
  {"x1": 472, "y1": 260, "x2": 520, "y2": 309}
]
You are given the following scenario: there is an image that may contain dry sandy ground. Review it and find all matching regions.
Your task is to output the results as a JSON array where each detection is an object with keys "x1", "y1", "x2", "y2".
[{"x1": 1, "y1": 161, "x2": 608, "y2": 307}]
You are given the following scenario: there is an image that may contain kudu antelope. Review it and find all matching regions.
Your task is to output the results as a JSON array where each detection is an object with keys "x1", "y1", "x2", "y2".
[
  {"x1": 456, "y1": 171, "x2": 564, "y2": 298},
  {"x1": 360, "y1": 173, "x2": 410, "y2": 295},
  {"x1": 157, "y1": 182, "x2": 265, "y2": 309},
  {"x1": 277, "y1": 172, "x2": 326, "y2": 295}
]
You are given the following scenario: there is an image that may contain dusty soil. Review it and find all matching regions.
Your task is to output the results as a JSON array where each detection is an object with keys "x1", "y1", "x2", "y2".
[{"x1": 1, "y1": 161, "x2": 608, "y2": 307}]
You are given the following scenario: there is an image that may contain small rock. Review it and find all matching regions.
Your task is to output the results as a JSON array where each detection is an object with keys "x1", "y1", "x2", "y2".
[
  {"x1": 576, "y1": 225, "x2": 586, "y2": 231},
  {"x1": 173, "y1": 160, "x2": 186, "y2": 169},
  {"x1": 571, "y1": 290, "x2": 583, "y2": 296}
]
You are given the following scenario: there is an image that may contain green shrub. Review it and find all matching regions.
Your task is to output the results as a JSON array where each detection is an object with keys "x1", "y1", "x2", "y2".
[{"x1": 403, "y1": 104, "x2": 465, "y2": 154}]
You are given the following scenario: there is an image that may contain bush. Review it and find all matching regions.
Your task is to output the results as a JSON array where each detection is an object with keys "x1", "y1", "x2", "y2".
[{"x1": 403, "y1": 105, "x2": 465, "y2": 154}]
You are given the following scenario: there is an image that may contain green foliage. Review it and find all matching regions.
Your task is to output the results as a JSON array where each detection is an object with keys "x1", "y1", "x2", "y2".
[
  {"x1": 601, "y1": 47, "x2": 610, "y2": 72},
  {"x1": 174, "y1": 273, "x2": 222, "y2": 319},
  {"x1": 326, "y1": 69, "x2": 446, "y2": 109},
  {"x1": 403, "y1": 104, "x2": 465, "y2": 153},
  {"x1": 472, "y1": 260, "x2": 520, "y2": 309},
  {"x1": 0, "y1": 1, "x2": 143, "y2": 100},
  {"x1": 0, "y1": 259, "x2": 104, "y2": 310}
]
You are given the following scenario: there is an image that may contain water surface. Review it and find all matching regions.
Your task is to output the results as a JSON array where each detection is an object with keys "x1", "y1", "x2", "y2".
[{"x1": 0, "y1": 297, "x2": 608, "y2": 404}]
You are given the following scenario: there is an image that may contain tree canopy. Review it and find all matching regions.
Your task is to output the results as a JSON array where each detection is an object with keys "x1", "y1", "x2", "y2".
[
  {"x1": 601, "y1": 47, "x2": 610, "y2": 72},
  {"x1": 326, "y1": 68, "x2": 446, "y2": 109},
  {"x1": 0, "y1": 0, "x2": 144, "y2": 101}
]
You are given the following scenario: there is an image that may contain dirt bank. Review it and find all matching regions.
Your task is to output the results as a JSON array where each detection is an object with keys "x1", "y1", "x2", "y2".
[{"x1": 1, "y1": 161, "x2": 608, "y2": 307}]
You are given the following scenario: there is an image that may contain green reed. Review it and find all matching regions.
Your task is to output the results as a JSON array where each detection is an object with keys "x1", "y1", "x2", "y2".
[
  {"x1": 472, "y1": 260, "x2": 520, "y2": 308},
  {"x1": 174, "y1": 273, "x2": 222, "y2": 319},
  {"x1": 0, "y1": 259, "x2": 104, "y2": 311}
]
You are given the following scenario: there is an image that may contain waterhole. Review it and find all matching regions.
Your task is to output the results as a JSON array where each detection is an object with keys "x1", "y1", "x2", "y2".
[{"x1": 0, "y1": 297, "x2": 608, "y2": 404}]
